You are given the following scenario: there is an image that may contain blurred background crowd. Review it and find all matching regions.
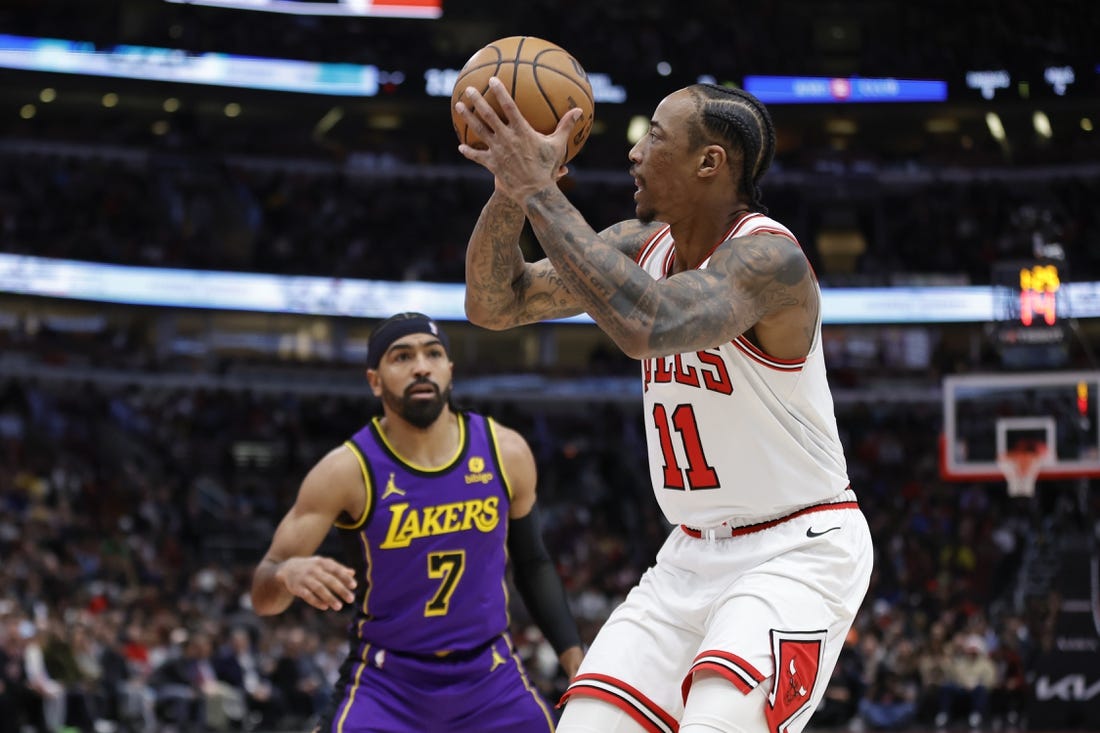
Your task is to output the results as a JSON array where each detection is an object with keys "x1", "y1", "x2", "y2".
[
  {"x1": 0, "y1": 153, "x2": 1098, "y2": 286},
  {"x1": 0, "y1": 367, "x2": 1091, "y2": 733},
  {"x1": 1, "y1": 1, "x2": 1099, "y2": 732}
]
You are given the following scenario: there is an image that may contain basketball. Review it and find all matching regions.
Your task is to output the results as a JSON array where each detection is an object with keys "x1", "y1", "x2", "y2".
[{"x1": 450, "y1": 36, "x2": 595, "y2": 163}]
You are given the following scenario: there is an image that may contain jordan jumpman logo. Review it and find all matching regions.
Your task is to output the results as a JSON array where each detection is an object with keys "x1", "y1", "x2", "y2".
[{"x1": 382, "y1": 473, "x2": 406, "y2": 499}]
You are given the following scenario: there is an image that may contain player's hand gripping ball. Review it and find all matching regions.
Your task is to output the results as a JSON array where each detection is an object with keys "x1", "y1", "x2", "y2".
[{"x1": 450, "y1": 36, "x2": 595, "y2": 163}]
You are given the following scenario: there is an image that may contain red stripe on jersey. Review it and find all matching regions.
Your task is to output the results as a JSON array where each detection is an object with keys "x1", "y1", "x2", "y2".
[
  {"x1": 681, "y1": 650, "x2": 765, "y2": 702},
  {"x1": 634, "y1": 225, "x2": 671, "y2": 267},
  {"x1": 753, "y1": 225, "x2": 819, "y2": 282},
  {"x1": 689, "y1": 217, "x2": 745, "y2": 272},
  {"x1": 693, "y1": 214, "x2": 797, "y2": 271},
  {"x1": 736, "y1": 223, "x2": 820, "y2": 281},
  {"x1": 735, "y1": 336, "x2": 805, "y2": 364},
  {"x1": 662, "y1": 246, "x2": 676, "y2": 278},
  {"x1": 733, "y1": 337, "x2": 806, "y2": 371},
  {"x1": 656, "y1": 215, "x2": 750, "y2": 277},
  {"x1": 747, "y1": 226, "x2": 798, "y2": 245},
  {"x1": 728, "y1": 211, "x2": 763, "y2": 239},
  {"x1": 560, "y1": 673, "x2": 678, "y2": 733}
]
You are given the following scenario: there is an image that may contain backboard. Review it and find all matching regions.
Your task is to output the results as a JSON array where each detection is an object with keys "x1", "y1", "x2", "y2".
[{"x1": 941, "y1": 371, "x2": 1100, "y2": 481}]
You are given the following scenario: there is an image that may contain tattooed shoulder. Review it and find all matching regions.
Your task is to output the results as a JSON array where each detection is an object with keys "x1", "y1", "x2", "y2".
[
  {"x1": 717, "y1": 233, "x2": 810, "y2": 288},
  {"x1": 598, "y1": 219, "x2": 665, "y2": 258}
]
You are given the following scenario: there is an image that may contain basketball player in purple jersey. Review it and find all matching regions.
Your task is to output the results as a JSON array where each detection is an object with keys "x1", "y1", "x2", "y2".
[
  {"x1": 251, "y1": 313, "x2": 584, "y2": 733},
  {"x1": 456, "y1": 81, "x2": 873, "y2": 733}
]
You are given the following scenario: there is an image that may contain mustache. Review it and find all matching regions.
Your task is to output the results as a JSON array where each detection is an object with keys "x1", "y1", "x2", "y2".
[{"x1": 404, "y1": 377, "x2": 440, "y2": 397}]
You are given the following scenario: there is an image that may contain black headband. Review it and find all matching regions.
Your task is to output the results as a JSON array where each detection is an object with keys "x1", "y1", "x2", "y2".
[{"x1": 366, "y1": 313, "x2": 450, "y2": 370}]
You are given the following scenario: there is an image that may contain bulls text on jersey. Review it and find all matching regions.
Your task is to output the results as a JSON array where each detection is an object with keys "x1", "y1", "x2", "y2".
[{"x1": 642, "y1": 349, "x2": 734, "y2": 395}]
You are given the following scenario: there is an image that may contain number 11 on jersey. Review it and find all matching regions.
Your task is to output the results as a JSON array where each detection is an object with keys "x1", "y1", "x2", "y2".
[{"x1": 652, "y1": 403, "x2": 720, "y2": 490}]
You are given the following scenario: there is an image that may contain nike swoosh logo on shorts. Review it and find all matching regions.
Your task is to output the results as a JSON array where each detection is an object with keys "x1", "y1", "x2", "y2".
[{"x1": 806, "y1": 526, "x2": 841, "y2": 538}]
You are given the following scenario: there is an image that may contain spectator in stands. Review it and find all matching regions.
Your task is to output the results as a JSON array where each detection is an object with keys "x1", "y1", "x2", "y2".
[
  {"x1": 21, "y1": 620, "x2": 66, "y2": 733},
  {"x1": 990, "y1": 626, "x2": 1027, "y2": 729},
  {"x1": 187, "y1": 631, "x2": 245, "y2": 732},
  {"x1": 64, "y1": 623, "x2": 107, "y2": 730},
  {"x1": 917, "y1": 620, "x2": 953, "y2": 724},
  {"x1": 94, "y1": 623, "x2": 155, "y2": 733},
  {"x1": 149, "y1": 630, "x2": 205, "y2": 733},
  {"x1": 858, "y1": 638, "x2": 921, "y2": 730},
  {"x1": 812, "y1": 629, "x2": 865, "y2": 728},
  {"x1": 0, "y1": 614, "x2": 30, "y2": 733},
  {"x1": 936, "y1": 633, "x2": 997, "y2": 729},
  {"x1": 269, "y1": 627, "x2": 325, "y2": 729},
  {"x1": 214, "y1": 627, "x2": 283, "y2": 730}
]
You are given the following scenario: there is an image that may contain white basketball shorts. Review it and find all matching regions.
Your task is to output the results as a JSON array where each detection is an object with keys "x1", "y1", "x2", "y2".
[{"x1": 559, "y1": 490, "x2": 873, "y2": 733}]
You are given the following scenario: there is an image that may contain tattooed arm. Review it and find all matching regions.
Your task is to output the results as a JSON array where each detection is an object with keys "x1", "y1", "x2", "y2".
[
  {"x1": 464, "y1": 188, "x2": 660, "y2": 330},
  {"x1": 522, "y1": 186, "x2": 818, "y2": 360},
  {"x1": 455, "y1": 77, "x2": 816, "y2": 357}
]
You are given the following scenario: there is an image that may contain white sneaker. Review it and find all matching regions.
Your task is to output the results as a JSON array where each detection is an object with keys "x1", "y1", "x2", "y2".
[
  {"x1": 935, "y1": 712, "x2": 949, "y2": 729},
  {"x1": 969, "y1": 712, "x2": 983, "y2": 729}
]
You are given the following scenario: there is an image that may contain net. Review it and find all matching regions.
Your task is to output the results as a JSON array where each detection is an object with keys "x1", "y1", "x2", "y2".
[{"x1": 996, "y1": 443, "x2": 1050, "y2": 498}]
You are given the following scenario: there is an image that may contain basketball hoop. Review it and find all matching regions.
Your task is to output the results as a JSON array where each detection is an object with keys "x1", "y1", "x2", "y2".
[{"x1": 996, "y1": 443, "x2": 1051, "y2": 498}]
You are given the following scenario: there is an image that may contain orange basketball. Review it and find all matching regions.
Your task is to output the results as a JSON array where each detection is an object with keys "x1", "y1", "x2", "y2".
[{"x1": 450, "y1": 36, "x2": 595, "y2": 163}]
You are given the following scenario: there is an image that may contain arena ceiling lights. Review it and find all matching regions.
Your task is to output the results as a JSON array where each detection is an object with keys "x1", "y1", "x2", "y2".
[
  {"x1": 0, "y1": 34, "x2": 379, "y2": 96},
  {"x1": 163, "y1": 0, "x2": 443, "y2": 19},
  {"x1": 3, "y1": 253, "x2": 1100, "y2": 325}
]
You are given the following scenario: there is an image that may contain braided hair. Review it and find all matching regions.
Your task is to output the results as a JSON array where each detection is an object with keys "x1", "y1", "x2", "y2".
[{"x1": 689, "y1": 83, "x2": 776, "y2": 214}]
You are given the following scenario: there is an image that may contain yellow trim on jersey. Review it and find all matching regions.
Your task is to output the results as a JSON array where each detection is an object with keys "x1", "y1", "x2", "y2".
[
  {"x1": 335, "y1": 440, "x2": 372, "y2": 530},
  {"x1": 358, "y1": 533, "x2": 374, "y2": 618},
  {"x1": 371, "y1": 414, "x2": 467, "y2": 472},
  {"x1": 493, "y1": 417, "x2": 514, "y2": 627},
  {"x1": 335, "y1": 642, "x2": 370, "y2": 733},
  {"x1": 503, "y1": 633, "x2": 556, "y2": 731},
  {"x1": 486, "y1": 417, "x2": 514, "y2": 501}
]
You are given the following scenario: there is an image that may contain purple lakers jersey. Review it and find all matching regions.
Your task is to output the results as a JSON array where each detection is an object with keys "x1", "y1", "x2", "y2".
[{"x1": 337, "y1": 412, "x2": 512, "y2": 655}]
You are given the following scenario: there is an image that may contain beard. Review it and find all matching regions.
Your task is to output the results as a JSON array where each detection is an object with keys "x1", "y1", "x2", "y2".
[
  {"x1": 382, "y1": 378, "x2": 451, "y2": 429},
  {"x1": 635, "y1": 185, "x2": 657, "y2": 224}
]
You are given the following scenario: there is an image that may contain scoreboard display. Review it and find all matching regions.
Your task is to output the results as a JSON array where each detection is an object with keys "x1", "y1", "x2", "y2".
[
  {"x1": 1014, "y1": 261, "x2": 1062, "y2": 327},
  {"x1": 992, "y1": 258, "x2": 1069, "y2": 368}
]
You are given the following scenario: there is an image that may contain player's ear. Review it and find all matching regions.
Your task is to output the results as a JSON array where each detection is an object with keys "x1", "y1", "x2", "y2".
[
  {"x1": 699, "y1": 144, "x2": 727, "y2": 177},
  {"x1": 366, "y1": 368, "x2": 382, "y2": 397}
]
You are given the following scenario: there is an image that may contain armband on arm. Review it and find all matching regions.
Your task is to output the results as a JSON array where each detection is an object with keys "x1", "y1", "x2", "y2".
[{"x1": 507, "y1": 505, "x2": 582, "y2": 656}]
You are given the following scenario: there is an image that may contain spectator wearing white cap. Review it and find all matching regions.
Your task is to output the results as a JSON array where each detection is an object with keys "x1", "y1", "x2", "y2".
[{"x1": 935, "y1": 633, "x2": 997, "y2": 730}]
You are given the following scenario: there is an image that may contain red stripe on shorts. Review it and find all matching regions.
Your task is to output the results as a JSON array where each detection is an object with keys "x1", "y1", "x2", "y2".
[
  {"x1": 682, "y1": 650, "x2": 766, "y2": 703},
  {"x1": 560, "y1": 673, "x2": 678, "y2": 733}
]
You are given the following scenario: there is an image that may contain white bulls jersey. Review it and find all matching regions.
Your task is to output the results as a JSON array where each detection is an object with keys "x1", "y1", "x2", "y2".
[{"x1": 635, "y1": 212, "x2": 849, "y2": 527}]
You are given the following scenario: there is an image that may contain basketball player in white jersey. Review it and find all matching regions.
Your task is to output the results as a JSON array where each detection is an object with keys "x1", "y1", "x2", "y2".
[{"x1": 455, "y1": 79, "x2": 873, "y2": 733}]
